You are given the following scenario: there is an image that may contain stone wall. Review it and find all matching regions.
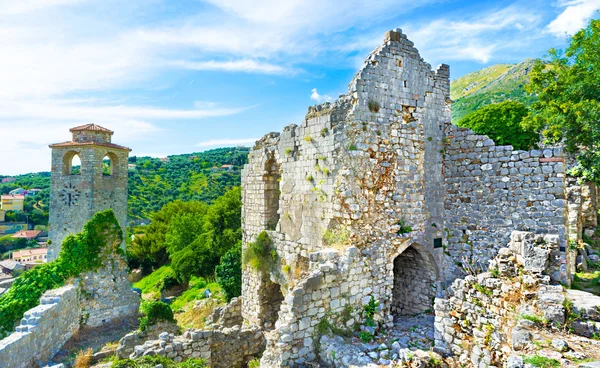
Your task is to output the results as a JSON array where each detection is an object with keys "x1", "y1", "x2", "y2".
[
  {"x1": 434, "y1": 231, "x2": 563, "y2": 366},
  {"x1": 206, "y1": 297, "x2": 243, "y2": 329},
  {"x1": 130, "y1": 326, "x2": 264, "y2": 368},
  {"x1": 241, "y1": 28, "x2": 451, "y2": 333},
  {"x1": 0, "y1": 285, "x2": 79, "y2": 368},
  {"x1": 79, "y1": 253, "x2": 140, "y2": 327},
  {"x1": 443, "y1": 124, "x2": 568, "y2": 282}
]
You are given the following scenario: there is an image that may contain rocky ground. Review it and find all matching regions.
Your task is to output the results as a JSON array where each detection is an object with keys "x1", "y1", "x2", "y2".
[{"x1": 319, "y1": 314, "x2": 439, "y2": 367}]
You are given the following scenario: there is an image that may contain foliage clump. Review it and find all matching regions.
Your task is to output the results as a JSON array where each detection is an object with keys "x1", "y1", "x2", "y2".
[
  {"x1": 215, "y1": 241, "x2": 242, "y2": 301},
  {"x1": 396, "y1": 219, "x2": 412, "y2": 235},
  {"x1": 523, "y1": 355, "x2": 560, "y2": 368},
  {"x1": 0, "y1": 209, "x2": 123, "y2": 337},
  {"x1": 523, "y1": 18, "x2": 600, "y2": 182},
  {"x1": 457, "y1": 101, "x2": 538, "y2": 150},
  {"x1": 112, "y1": 356, "x2": 206, "y2": 368},
  {"x1": 243, "y1": 231, "x2": 276, "y2": 272},
  {"x1": 129, "y1": 187, "x2": 242, "y2": 284},
  {"x1": 139, "y1": 300, "x2": 175, "y2": 331}
]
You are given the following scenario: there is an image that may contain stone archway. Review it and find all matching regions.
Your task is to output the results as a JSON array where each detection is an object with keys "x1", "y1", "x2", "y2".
[
  {"x1": 259, "y1": 280, "x2": 284, "y2": 330},
  {"x1": 391, "y1": 244, "x2": 437, "y2": 318}
]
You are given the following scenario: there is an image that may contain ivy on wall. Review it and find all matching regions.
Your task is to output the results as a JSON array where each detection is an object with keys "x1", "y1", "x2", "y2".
[{"x1": 0, "y1": 209, "x2": 124, "y2": 337}]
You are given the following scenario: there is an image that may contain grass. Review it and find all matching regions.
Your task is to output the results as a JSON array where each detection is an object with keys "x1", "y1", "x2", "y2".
[
  {"x1": 173, "y1": 279, "x2": 225, "y2": 329},
  {"x1": 170, "y1": 276, "x2": 224, "y2": 312},
  {"x1": 520, "y1": 314, "x2": 547, "y2": 325},
  {"x1": 523, "y1": 355, "x2": 560, "y2": 368},
  {"x1": 474, "y1": 283, "x2": 492, "y2": 297},
  {"x1": 572, "y1": 270, "x2": 600, "y2": 296},
  {"x1": 74, "y1": 348, "x2": 93, "y2": 368},
  {"x1": 133, "y1": 265, "x2": 173, "y2": 295}
]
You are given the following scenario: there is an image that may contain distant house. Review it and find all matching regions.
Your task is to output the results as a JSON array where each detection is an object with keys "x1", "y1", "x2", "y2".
[
  {"x1": 0, "y1": 223, "x2": 27, "y2": 235},
  {"x1": 12, "y1": 230, "x2": 42, "y2": 240},
  {"x1": 8, "y1": 188, "x2": 25, "y2": 195},
  {"x1": 221, "y1": 164, "x2": 234, "y2": 171},
  {"x1": 128, "y1": 164, "x2": 137, "y2": 171},
  {"x1": 1, "y1": 178, "x2": 15, "y2": 183},
  {"x1": 12, "y1": 248, "x2": 48, "y2": 263},
  {"x1": 1, "y1": 194, "x2": 24, "y2": 211},
  {"x1": 159, "y1": 157, "x2": 170, "y2": 163},
  {"x1": 24, "y1": 188, "x2": 42, "y2": 197},
  {"x1": 0, "y1": 260, "x2": 24, "y2": 275}
]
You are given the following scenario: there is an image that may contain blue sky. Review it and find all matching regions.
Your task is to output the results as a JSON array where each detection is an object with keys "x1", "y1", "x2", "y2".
[{"x1": 0, "y1": 0, "x2": 598, "y2": 175}]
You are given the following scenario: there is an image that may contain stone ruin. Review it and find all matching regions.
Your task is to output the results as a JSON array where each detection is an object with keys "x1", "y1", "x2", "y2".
[
  {"x1": 238, "y1": 29, "x2": 599, "y2": 366},
  {"x1": 10, "y1": 29, "x2": 597, "y2": 368}
]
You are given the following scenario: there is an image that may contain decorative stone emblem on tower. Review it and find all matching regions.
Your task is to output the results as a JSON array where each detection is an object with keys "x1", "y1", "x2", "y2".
[{"x1": 47, "y1": 124, "x2": 131, "y2": 261}]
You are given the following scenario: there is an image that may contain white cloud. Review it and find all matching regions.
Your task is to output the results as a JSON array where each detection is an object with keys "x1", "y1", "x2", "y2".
[
  {"x1": 170, "y1": 59, "x2": 294, "y2": 75},
  {"x1": 196, "y1": 138, "x2": 258, "y2": 147},
  {"x1": 0, "y1": 0, "x2": 86, "y2": 15},
  {"x1": 0, "y1": 98, "x2": 248, "y2": 175},
  {"x1": 547, "y1": 0, "x2": 599, "y2": 37},
  {"x1": 310, "y1": 88, "x2": 332, "y2": 103},
  {"x1": 404, "y1": 5, "x2": 543, "y2": 63}
]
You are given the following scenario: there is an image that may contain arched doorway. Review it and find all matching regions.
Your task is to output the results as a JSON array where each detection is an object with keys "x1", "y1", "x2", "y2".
[
  {"x1": 260, "y1": 279, "x2": 284, "y2": 330},
  {"x1": 391, "y1": 245, "x2": 437, "y2": 318}
]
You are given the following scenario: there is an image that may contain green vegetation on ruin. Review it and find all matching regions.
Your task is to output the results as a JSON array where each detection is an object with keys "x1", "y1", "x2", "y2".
[{"x1": 0, "y1": 209, "x2": 123, "y2": 337}]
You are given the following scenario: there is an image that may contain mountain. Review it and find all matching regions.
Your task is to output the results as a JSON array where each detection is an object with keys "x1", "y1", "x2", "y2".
[
  {"x1": 0, "y1": 147, "x2": 250, "y2": 224},
  {"x1": 450, "y1": 59, "x2": 538, "y2": 123}
]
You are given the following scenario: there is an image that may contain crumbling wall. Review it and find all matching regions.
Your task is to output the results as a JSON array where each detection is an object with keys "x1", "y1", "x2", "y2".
[
  {"x1": 259, "y1": 238, "x2": 439, "y2": 367},
  {"x1": 130, "y1": 326, "x2": 265, "y2": 368},
  {"x1": 434, "y1": 231, "x2": 563, "y2": 366},
  {"x1": 241, "y1": 28, "x2": 451, "y2": 331},
  {"x1": 0, "y1": 285, "x2": 79, "y2": 368},
  {"x1": 443, "y1": 124, "x2": 568, "y2": 282},
  {"x1": 79, "y1": 253, "x2": 139, "y2": 327}
]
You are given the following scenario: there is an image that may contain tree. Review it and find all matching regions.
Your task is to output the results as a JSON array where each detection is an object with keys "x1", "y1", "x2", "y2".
[
  {"x1": 128, "y1": 200, "x2": 208, "y2": 271},
  {"x1": 215, "y1": 241, "x2": 242, "y2": 302},
  {"x1": 457, "y1": 101, "x2": 538, "y2": 150},
  {"x1": 523, "y1": 17, "x2": 600, "y2": 182}
]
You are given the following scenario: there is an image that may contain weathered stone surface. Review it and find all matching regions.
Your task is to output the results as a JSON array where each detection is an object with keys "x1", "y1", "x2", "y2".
[
  {"x1": 0, "y1": 286, "x2": 79, "y2": 368},
  {"x1": 48, "y1": 125, "x2": 130, "y2": 260}
]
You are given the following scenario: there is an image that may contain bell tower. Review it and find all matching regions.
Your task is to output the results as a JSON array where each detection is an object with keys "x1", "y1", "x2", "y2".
[{"x1": 48, "y1": 124, "x2": 131, "y2": 261}]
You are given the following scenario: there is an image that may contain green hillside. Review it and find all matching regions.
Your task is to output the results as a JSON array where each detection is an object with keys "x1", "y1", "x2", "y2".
[
  {"x1": 0, "y1": 147, "x2": 250, "y2": 224},
  {"x1": 450, "y1": 59, "x2": 538, "y2": 122}
]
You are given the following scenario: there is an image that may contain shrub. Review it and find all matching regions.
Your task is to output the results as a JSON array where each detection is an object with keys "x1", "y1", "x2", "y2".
[
  {"x1": 215, "y1": 241, "x2": 242, "y2": 301},
  {"x1": 157, "y1": 269, "x2": 180, "y2": 292},
  {"x1": 457, "y1": 101, "x2": 537, "y2": 150},
  {"x1": 248, "y1": 358, "x2": 261, "y2": 368},
  {"x1": 359, "y1": 331, "x2": 374, "y2": 343},
  {"x1": 523, "y1": 355, "x2": 560, "y2": 368},
  {"x1": 368, "y1": 100, "x2": 380, "y2": 113},
  {"x1": 139, "y1": 300, "x2": 175, "y2": 331},
  {"x1": 74, "y1": 348, "x2": 93, "y2": 368},
  {"x1": 320, "y1": 128, "x2": 329, "y2": 137},
  {"x1": 178, "y1": 359, "x2": 208, "y2": 368},
  {"x1": 0, "y1": 209, "x2": 123, "y2": 337},
  {"x1": 396, "y1": 219, "x2": 412, "y2": 235},
  {"x1": 243, "y1": 231, "x2": 276, "y2": 272}
]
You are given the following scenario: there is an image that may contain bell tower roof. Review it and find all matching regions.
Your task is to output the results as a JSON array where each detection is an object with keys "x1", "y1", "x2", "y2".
[
  {"x1": 69, "y1": 124, "x2": 114, "y2": 135},
  {"x1": 49, "y1": 124, "x2": 131, "y2": 151}
]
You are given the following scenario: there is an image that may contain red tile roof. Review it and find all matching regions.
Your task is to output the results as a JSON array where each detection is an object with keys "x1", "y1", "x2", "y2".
[
  {"x1": 70, "y1": 124, "x2": 114, "y2": 134},
  {"x1": 12, "y1": 230, "x2": 42, "y2": 239},
  {"x1": 12, "y1": 248, "x2": 47, "y2": 258},
  {"x1": 1, "y1": 195, "x2": 24, "y2": 200},
  {"x1": 48, "y1": 141, "x2": 131, "y2": 151}
]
